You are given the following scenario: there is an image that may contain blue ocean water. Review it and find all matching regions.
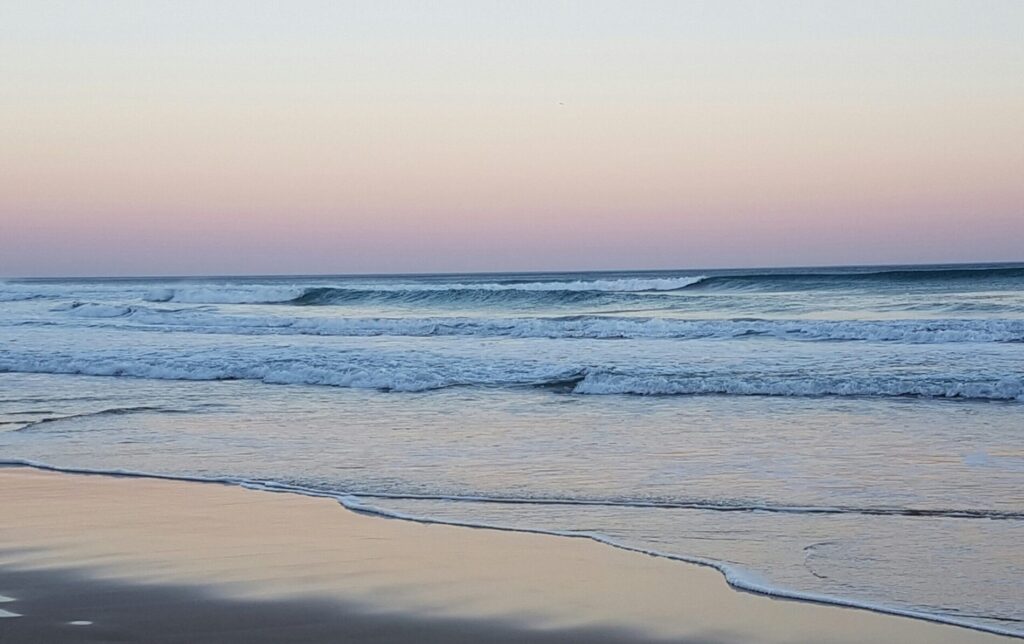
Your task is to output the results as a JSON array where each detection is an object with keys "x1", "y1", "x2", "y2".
[{"x1": 1, "y1": 263, "x2": 1022, "y2": 635}]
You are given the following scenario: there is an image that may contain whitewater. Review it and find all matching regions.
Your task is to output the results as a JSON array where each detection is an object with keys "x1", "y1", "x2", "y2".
[{"x1": 1, "y1": 263, "x2": 1022, "y2": 636}]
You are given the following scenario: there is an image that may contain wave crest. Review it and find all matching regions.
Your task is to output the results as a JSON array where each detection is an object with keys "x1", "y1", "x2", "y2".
[
  {"x1": 49, "y1": 305, "x2": 1024, "y2": 344},
  {"x1": 144, "y1": 285, "x2": 309, "y2": 304},
  {"x1": 141, "y1": 276, "x2": 709, "y2": 305}
]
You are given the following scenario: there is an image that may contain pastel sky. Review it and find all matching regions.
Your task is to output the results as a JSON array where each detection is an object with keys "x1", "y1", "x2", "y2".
[{"x1": 1, "y1": 1, "x2": 1022, "y2": 276}]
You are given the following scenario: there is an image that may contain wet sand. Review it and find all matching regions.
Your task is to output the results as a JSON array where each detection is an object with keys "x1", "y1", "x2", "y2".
[{"x1": 0, "y1": 467, "x2": 1014, "y2": 643}]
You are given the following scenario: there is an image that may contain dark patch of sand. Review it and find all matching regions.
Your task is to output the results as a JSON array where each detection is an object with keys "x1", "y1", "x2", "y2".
[{"x1": 0, "y1": 565, "x2": 720, "y2": 644}]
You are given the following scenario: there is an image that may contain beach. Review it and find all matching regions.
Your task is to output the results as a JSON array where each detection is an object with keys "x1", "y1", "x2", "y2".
[
  {"x1": 0, "y1": 466, "x2": 1014, "y2": 643},
  {"x1": 2, "y1": 269, "x2": 1023, "y2": 634},
  {"x1": 4, "y1": 0, "x2": 1023, "y2": 639}
]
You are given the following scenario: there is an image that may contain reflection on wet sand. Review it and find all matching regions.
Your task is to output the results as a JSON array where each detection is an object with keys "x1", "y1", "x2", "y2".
[{"x1": 0, "y1": 467, "x2": 1013, "y2": 643}]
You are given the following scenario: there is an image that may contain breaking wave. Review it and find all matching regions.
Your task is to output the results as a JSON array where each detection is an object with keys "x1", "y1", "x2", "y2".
[
  {"x1": 52, "y1": 301, "x2": 139, "y2": 318},
  {"x1": 48, "y1": 305, "x2": 1024, "y2": 343},
  {"x1": 4, "y1": 264, "x2": 1022, "y2": 308},
  {"x1": 139, "y1": 276, "x2": 704, "y2": 304},
  {"x1": 0, "y1": 353, "x2": 1019, "y2": 401},
  {"x1": 144, "y1": 285, "x2": 310, "y2": 304},
  {"x1": 135, "y1": 266, "x2": 1024, "y2": 305},
  {"x1": 4, "y1": 264, "x2": 1022, "y2": 309}
]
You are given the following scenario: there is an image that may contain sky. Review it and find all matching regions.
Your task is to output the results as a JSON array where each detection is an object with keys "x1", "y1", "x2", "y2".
[{"x1": 1, "y1": 1, "x2": 1022, "y2": 277}]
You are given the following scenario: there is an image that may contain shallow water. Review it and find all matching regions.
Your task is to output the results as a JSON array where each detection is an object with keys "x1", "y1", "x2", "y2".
[{"x1": 1, "y1": 264, "x2": 1022, "y2": 635}]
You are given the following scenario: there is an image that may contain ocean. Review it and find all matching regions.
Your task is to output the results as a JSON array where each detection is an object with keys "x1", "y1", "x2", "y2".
[{"x1": 1, "y1": 263, "x2": 1022, "y2": 636}]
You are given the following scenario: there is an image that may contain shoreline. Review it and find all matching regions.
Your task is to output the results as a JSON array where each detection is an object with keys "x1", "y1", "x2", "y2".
[
  {"x1": 0, "y1": 464, "x2": 1017, "y2": 643},
  {"x1": 5, "y1": 457, "x2": 1022, "y2": 639}
]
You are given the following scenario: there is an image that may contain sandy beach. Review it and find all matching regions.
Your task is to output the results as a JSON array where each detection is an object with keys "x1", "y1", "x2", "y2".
[
  {"x1": 4, "y1": 0, "x2": 1023, "y2": 638},
  {"x1": 0, "y1": 466, "x2": 1013, "y2": 643}
]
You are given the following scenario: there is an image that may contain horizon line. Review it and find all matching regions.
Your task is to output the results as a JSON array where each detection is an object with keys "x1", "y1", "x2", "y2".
[{"x1": 5, "y1": 259, "x2": 1023, "y2": 282}]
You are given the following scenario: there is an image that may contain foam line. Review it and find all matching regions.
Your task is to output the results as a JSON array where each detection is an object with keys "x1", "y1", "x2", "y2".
[
  {"x1": 0, "y1": 458, "x2": 1020, "y2": 639},
  {"x1": 1, "y1": 356, "x2": 1021, "y2": 401},
  {"x1": 334, "y1": 490, "x2": 1024, "y2": 521},
  {"x1": 43, "y1": 306, "x2": 1024, "y2": 343}
]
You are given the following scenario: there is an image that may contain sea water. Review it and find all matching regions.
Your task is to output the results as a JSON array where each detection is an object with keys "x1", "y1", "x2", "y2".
[{"x1": 1, "y1": 264, "x2": 1022, "y2": 635}]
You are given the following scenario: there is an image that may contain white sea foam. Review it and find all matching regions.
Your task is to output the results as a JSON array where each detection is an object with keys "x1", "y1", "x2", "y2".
[
  {"x1": 0, "y1": 351, "x2": 556, "y2": 392},
  {"x1": 144, "y1": 285, "x2": 310, "y2": 304},
  {"x1": 0, "y1": 349, "x2": 1020, "y2": 400},
  {"x1": 49, "y1": 305, "x2": 1024, "y2": 343},
  {"x1": 322, "y1": 497, "x2": 1024, "y2": 639},
  {"x1": 54, "y1": 302, "x2": 135, "y2": 318},
  {"x1": 571, "y1": 372, "x2": 1024, "y2": 400}
]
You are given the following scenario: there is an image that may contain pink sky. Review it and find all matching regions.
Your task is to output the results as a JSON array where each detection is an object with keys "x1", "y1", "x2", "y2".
[{"x1": 2, "y1": 1, "x2": 1022, "y2": 276}]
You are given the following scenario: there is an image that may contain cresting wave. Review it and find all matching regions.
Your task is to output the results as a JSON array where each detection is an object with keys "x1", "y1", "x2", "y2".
[
  {"x1": 5, "y1": 264, "x2": 1023, "y2": 307},
  {"x1": 1, "y1": 459, "x2": 1019, "y2": 639},
  {"x1": 142, "y1": 276, "x2": 709, "y2": 305},
  {"x1": 47, "y1": 304, "x2": 1024, "y2": 343},
  {"x1": 686, "y1": 265, "x2": 1024, "y2": 291},
  {"x1": 0, "y1": 353, "x2": 1020, "y2": 401},
  {"x1": 132, "y1": 265, "x2": 1024, "y2": 304}
]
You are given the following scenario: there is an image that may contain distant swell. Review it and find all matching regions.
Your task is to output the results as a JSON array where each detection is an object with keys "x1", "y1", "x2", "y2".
[{"x1": 687, "y1": 265, "x2": 1024, "y2": 292}]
